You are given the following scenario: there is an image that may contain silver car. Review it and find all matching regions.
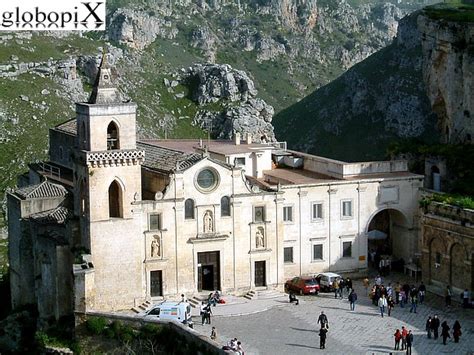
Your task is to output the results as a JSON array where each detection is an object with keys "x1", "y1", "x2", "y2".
[{"x1": 315, "y1": 272, "x2": 343, "y2": 292}]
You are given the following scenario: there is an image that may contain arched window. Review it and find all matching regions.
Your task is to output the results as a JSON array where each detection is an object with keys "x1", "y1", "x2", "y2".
[
  {"x1": 107, "y1": 121, "x2": 119, "y2": 150},
  {"x1": 221, "y1": 196, "x2": 231, "y2": 217},
  {"x1": 185, "y1": 199, "x2": 195, "y2": 219},
  {"x1": 108, "y1": 180, "x2": 123, "y2": 218},
  {"x1": 80, "y1": 179, "x2": 87, "y2": 215}
]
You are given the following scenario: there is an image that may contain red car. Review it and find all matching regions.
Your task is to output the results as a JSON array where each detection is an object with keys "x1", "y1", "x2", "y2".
[{"x1": 285, "y1": 276, "x2": 320, "y2": 295}]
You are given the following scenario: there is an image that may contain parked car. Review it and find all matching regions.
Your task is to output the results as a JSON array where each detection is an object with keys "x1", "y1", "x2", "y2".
[
  {"x1": 143, "y1": 301, "x2": 193, "y2": 328},
  {"x1": 285, "y1": 276, "x2": 320, "y2": 295},
  {"x1": 315, "y1": 272, "x2": 343, "y2": 292}
]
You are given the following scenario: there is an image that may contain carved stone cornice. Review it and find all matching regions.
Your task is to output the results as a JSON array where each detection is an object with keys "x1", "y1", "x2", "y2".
[{"x1": 80, "y1": 149, "x2": 144, "y2": 168}]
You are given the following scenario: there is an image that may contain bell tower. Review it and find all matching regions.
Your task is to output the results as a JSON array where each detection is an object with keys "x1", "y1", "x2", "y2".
[{"x1": 74, "y1": 52, "x2": 144, "y2": 226}]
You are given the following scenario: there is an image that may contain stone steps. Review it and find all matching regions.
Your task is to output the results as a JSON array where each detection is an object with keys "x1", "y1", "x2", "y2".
[
  {"x1": 131, "y1": 300, "x2": 152, "y2": 313},
  {"x1": 244, "y1": 289, "x2": 283, "y2": 300}
]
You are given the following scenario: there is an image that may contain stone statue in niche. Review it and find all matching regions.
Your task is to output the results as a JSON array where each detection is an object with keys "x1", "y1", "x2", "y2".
[
  {"x1": 256, "y1": 227, "x2": 265, "y2": 248},
  {"x1": 151, "y1": 236, "x2": 161, "y2": 257},
  {"x1": 203, "y1": 210, "x2": 213, "y2": 233}
]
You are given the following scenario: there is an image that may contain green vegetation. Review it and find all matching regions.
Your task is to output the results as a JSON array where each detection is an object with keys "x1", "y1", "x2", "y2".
[
  {"x1": 424, "y1": 1, "x2": 474, "y2": 22},
  {"x1": 80, "y1": 317, "x2": 209, "y2": 354},
  {"x1": 420, "y1": 193, "x2": 474, "y2": 210}
]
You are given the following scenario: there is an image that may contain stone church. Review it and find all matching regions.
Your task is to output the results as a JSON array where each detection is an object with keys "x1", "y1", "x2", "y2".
[{"x1": 7, "y1": 57, "x2": 423, "y2": 320}]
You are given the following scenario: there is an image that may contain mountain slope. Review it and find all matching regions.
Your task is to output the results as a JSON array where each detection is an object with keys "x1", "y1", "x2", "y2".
[{"x1": 273, "y1": 11, "x2": 439, "y2": 161}]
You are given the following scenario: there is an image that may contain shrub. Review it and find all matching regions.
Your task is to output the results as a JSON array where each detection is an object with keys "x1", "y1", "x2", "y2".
[{"x1": 85, "y1": 317, "x2": 107, "y2": 335}]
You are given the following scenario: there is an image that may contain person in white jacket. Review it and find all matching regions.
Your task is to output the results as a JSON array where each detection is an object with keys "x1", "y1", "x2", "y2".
[{"x1": 378, "y1": 294, "x2": 388, "y2": 317}]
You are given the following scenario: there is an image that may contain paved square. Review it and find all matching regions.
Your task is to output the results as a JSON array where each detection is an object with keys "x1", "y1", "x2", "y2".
[{"x1": 194, "y1": 275, "x2": 474, "y2": 355}]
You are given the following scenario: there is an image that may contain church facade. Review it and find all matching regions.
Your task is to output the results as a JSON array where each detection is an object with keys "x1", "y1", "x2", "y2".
[{"x1": 7, "y1": 58, "x2": 423, "y2": 319}]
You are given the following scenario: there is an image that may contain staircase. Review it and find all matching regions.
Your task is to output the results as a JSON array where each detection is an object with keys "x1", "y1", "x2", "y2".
[
  {"x1": 244, "y1": 289, "x2": 283, "y2": 300},
  {"x1": 188, "y1": 293, "x2": 211, "y2": 308},
  {"x1": 131, "y1": 300, "x2": 152, "y2": 314}
]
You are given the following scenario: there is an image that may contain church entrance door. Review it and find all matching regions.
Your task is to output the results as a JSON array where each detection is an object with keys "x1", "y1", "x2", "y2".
[
  {"x1": 255, "y1": 261, "x2": 266, "y2": 287},
  {"x1": 150, "y1": 270, "x2": 163, "y2": 297},
  {"x1": 198, "y1": 251, "x2": 220, "y2": 291}
]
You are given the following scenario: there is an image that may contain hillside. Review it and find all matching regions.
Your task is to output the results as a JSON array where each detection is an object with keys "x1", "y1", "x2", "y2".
[
  {"x1": 0, "y1": 0, "x2": 433, "y2": 200},
  {"x1": 273, "y1": 10, "x2": 439, "y2": 161}
]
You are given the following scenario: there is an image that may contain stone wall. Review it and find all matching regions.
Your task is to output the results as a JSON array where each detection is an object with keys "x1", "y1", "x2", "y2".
[{"x1": 420, "y1": 202, "x2": 474, "y2": 294}]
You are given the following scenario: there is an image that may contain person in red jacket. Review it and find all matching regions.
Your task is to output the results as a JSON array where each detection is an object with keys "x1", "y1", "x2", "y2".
[
  {"x1": 401, "y1": 326, "x2": 408, "y2": 350},
  {"x1": 394, "y1": 329, "x2": 402, "y2": 350}
]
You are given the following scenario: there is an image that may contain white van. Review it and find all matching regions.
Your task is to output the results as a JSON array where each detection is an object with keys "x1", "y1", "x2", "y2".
[{"x1": 144, "y1": 302, "x2": 193, "y2": 328}]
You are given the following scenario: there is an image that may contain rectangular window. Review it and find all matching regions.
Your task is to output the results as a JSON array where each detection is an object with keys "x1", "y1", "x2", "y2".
[
  {"x1": 313, "y1": 244, "x2": 323, "y2": 260},
  {"x1": 283, "y1": 206, "x2": 293, "y2": 222},
  {"x1": 342, "y1": 241, "x2": 352, "y2": 258},
  {"x1": 284, "y1": 247, "x2": 293, "y2": 263},
  {"x1": 149, "y1": 213, "x2": 162, "y2": 230},
  {"x1": 234, "y1": 157, "x2": 246, "y2": 167},
  {"x1": 254, "y1": 206, "x2": 265, "y2": 223},
  {"x1": 341, "y1": 200, "x2": 353, "y2": 218},
  {"x1": 311, "y1": 202, "x2": 323, "y2": 220}
]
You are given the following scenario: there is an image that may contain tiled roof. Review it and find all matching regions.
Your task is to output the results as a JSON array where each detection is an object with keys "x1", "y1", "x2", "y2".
[
  {"x1": 30, "y1": 206, "x2": 72, "y2": 225},
  {"x1": 15, "y1": 181, "x2": 68, "y2": 199},
  {"x1": 138, "y1": 141, "x2": 203, "y2": 172},
  {"x1": 55, "y1": 119, "x2": 77, "y2": 135}
]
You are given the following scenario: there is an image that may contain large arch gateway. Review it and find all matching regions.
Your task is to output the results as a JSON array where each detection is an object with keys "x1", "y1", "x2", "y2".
[{"x1": 366, "y1": 208, "x2": 414, "y2": 271}]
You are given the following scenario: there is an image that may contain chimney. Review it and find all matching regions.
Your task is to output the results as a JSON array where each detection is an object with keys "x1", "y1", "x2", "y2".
[
  {"x1": 234, "y1": 132, "x2": 241, "y2": 145},
  {"x1": 246, "y1": 133, "x2": 252, "y2": 145}
]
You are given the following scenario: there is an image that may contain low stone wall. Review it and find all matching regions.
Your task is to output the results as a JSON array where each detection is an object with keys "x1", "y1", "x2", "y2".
[{"x1": 76, "y1": 311, "x2": 230, "y2": 355}]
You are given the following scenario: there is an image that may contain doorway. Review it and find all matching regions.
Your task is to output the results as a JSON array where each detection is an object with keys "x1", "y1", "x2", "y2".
[
  {"x1": 198, "y1": 251, "x2": 220, "y2": 291},
  {"x1": 255, "y1": 261, "x2": 266, "y2": 287},
  {"x1": 150, "y1": 270, "x2": 163, "y2": 297}
]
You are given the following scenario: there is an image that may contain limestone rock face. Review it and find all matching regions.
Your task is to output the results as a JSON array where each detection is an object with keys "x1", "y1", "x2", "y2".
[
  {"x1": 418, "y1": 15, "x2": 474, "y2": 144},
  {"x1": 108, "y1": 8, "x2": 177, "y2": 50},
  {"x1": 185, "y1": 63, "x2": 258, "y2": 104},
  {"x1": 183, "y1": 63, "x2": 275, "y2": 142}
]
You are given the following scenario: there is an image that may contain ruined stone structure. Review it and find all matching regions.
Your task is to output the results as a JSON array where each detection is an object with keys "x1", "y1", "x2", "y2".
[
  {"x1": 420, "y1": 201, "x2": 474, "y2": 295},
  {"x1": 7, "y1": 59, "x2": 423, "y2": 320}
]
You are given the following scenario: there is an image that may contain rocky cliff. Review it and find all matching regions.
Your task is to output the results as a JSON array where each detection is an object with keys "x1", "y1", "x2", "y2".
[
  {"x1": 418, "y1": 13, "x2": 474, "y2": 144},
  {"x1": 273, "y1": 11, "x2": 439, "y2": 161}
]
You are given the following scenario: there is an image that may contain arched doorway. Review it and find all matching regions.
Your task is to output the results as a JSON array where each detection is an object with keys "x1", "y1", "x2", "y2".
[
  {"x1": 108, "y1": 180, "x2": 123, "y2": 218},
  {"x1": 366, "y1": 208, "x2": 409, "y2": 272},
  {"x1": 431, "y1": 165, "x2": 441, "y2": 191}
]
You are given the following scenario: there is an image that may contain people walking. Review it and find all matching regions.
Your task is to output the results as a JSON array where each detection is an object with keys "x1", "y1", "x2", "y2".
[
  {"x1": 406, "y1": 330, "x2": 414, "y2": 355},
  {"x1": 348, "y1": 289, "x2": 357, "y2": 311},
  {"x1": 418, "y1": 282, "x2": 426, "y2": 304},
  {"x1": 387, "y1": 296, "x2": 394, "y2": 316},
  {"x1": 205, "y1": 303, "x2": 212, "y2": 325},
  {"x1": 346, "y1": 277, "x2": 353, "y2": 294},
  {"x1": 453, "y1": 320, "x2": 462, "y2": 343},
  {"x1": 399, "y1": 290, "x2": 406, "y2": 308},
  {"x1": 317, "y1": 311, "x2": 328, "y2": 328},
  {"x1": 395, "y1": 282, "x2": 401, "y2": 304},
  {"x1": 378, "y1": 294, "x2": 388, "y2": 317},
  {"x1": 401, "y1": 326, "x2": 408, "y2": 350},
  {"x1": 441, "y1": 321, "x2": 450, "y2": 345},
  {"x1": 363, "y1": 277, "x2": 369, "y2": 296},
  {"x1": 409, "y1": 292, "x2": 418, "y2": 313},
  {"x1": 445, "y1": 285, "x2": 452, "y2": 307},
  {"x1": 394, "y1": 329, "x2": 402, "y2": 350},
  {"x1": 319, "y1": 325, "x2": 328, "y2": 349},
  {"x1": 426, "y1": 316, "x2": 432, "y2": 339},
  {"x1": 432, "y1": 315, "x2": 440, "y2": 339},
  {"x1": 200, "y1": 301, "x2": 207, "y2": 325},
  {"x1": 338, "y1": 278, "x2": 345, "y2": 298},
  {"x1": 334, "y1": 279, "x2": 340, "y2": 299}
]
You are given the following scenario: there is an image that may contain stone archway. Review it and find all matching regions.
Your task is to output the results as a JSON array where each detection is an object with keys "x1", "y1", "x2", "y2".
[{"x1": 366, "y1": 208, "x2": 410, "y2": 269}]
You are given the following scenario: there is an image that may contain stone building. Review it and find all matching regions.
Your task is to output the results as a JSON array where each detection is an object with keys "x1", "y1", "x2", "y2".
[
  {"x1": 420, "y1": 201, "x2": 474, "y2": 295},
  {"x1": 7, "y1": 58, "x2": 423, "y2": 319}
]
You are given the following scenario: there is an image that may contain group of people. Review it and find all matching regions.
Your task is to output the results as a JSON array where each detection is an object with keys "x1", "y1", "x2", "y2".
[
  {"x1": 369, "y1": 277, "x2": 428, "y2": 317},
  {"x1": 333, "y1": 277, "x2": 353, "y2": 299},
  {"x1": 393, "y1": 326, "x2": 414, "y2": 354},
  {"x1": 426, "y1": 315, "x2": 463, "y2": 345},
  {"x1": 222, "y1": 337, "x2": 245, "y2": 354},
  {"x1": 317, "y1": 311, "x2": 329, "y2": 349}
]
